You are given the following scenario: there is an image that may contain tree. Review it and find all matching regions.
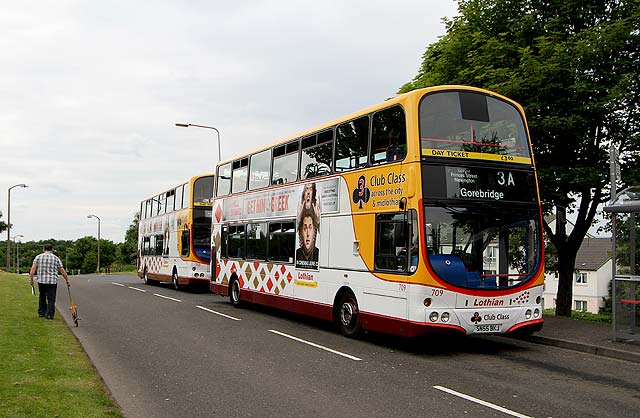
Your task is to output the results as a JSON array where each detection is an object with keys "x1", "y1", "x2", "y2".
[
  {"x1": 116, "y1": 212, "x2": 139, "y2": 266},
  {"x1": 0, "y1": 211, "x2": 7, "y2": 235},
  {"x1": 400, "y1": 0, "x2": 640, "y2": 315}
]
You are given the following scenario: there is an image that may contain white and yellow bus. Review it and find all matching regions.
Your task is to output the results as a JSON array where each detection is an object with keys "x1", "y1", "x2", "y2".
[
  {"x1": 138, "y1": 174, "x2": 214, "y2": 290},
  {"x1": 210, "y1": 86, "x2": 544, "y2": 338}
]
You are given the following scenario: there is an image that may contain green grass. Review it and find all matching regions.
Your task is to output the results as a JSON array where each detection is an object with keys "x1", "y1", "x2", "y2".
[
  {"x1": 0, "y1": 272, "x2": 123, "y2": 418},
  {"x1": 543, "y1": 309, "x2": 611, "y2": 323}
]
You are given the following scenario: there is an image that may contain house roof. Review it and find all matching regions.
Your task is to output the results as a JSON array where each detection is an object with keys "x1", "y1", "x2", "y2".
[{"x1": 575, "y1": 237, "x2": 612, "y2": 271}]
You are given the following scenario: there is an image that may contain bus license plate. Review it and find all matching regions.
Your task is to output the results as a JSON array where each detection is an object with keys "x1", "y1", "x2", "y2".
[{"x1": 475, "y1": 324, "x2": 501, "y2": 333}]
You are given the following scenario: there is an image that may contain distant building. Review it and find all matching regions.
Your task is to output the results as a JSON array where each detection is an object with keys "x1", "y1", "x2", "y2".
[{"x1": 543, "y1": 216, "x2": 613, "y2": 314}]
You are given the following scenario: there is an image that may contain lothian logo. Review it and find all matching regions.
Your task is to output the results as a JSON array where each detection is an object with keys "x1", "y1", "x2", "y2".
[{"x1": 471, "y1": 312, "x2": 482, "y2": 324}]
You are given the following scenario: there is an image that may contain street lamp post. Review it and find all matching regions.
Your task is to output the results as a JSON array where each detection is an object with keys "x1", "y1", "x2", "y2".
[
  {"x1": 175, "y1": 123, "x2": 222, "y2": 162},
  {"x1": 6, "y1": 184, "x2": 28, "y2": 271},
  {"x1": 87, "y1": 214, "x2": 101, "y2": 273},
  {"x1": 12, "y1": 234, "x2": 24, "y2": 274}
]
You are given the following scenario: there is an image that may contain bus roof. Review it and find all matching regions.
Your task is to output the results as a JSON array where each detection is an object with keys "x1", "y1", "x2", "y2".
[{"x1": 215, "y1": 85, "x2": 523, "y2": 167}]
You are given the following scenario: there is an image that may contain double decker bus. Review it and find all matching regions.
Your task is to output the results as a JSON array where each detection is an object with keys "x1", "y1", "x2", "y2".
[
  {"x1": 210, "y1": 85, "x2": 544, "y2": 337},
  {"x1": 138, "y1": 174, "x2": 214, "y2": 290}
]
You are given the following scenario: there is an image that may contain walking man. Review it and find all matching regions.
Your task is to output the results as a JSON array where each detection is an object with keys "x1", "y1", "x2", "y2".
[{"x1": 29, "y1": 244, "x2": 70, "y2": 320}]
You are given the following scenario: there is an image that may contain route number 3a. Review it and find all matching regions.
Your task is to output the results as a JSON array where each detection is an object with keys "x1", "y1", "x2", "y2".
[{"x1": 497, "y1": 171, "x2": 515, "y2": 186}]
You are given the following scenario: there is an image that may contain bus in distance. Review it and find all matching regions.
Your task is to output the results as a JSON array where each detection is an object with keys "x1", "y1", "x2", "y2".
[
  {"x1": 210, "y1": 85, "x2": 544, "y2": 338},
  {"x1": 138, "y1": 174, "x2": 214, "y2": 290}
]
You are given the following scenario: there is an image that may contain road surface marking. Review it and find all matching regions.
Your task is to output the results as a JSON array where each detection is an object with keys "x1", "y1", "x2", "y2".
[
  {"x1": 196, "y1": 305, "x2": 241, "y2": 321},
  {"x1": 433, "y1": 386, "x2": 531, "y2": 418},
  {"x1": 268, "y1": 330, "x2": 362, "y2": 361},
  {"x1": 128, "y1": 286, "x2": 147, "y2": 293},
  {"x1": 154, "y1": 293, "x2": 182, "y2": 302},
  {"x1": 111, "y1": 282, "x2": 125, "y2": 287}
]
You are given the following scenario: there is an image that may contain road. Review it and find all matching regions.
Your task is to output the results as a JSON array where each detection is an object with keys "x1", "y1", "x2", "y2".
[{"x1": 58, "y1": 274, "x2": 640, "y2": 418}]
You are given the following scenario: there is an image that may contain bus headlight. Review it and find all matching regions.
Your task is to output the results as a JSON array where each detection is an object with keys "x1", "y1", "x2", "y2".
[
  {"x1": 423, "y1": 298, "x2": 432, "y2": 308},
  {"x1": 440, "y1": 312, "x2": 450, "y2": 323},
  {"x1": 525, "y1": 309, "x2": 532, "y2": 320},
  {"x1": 429, "y1": 312, "x2": 439, "y2": 322},
  {"x1": 534, "y1": 308, "x2": 540, "y2": 318}
]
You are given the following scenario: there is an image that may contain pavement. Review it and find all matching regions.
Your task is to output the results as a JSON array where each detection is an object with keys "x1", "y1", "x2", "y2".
[{"x1": 513, "y1": 315, "x2": 640, "y2": 363}]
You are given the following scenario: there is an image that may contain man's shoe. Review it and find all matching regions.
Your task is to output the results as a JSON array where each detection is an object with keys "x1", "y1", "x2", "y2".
[
  {"x1": 38, "y1": 313, "x2": 45, "y2": 317},
  {"x1": 45, "y1": 317, "x2": 53, "y2": 320}
]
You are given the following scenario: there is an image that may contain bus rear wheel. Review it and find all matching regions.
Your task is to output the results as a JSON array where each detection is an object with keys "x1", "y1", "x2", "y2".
[
  {"x1": 229, "y1": 278, "x2": 242, "y2": 308},
  {"x1": 172, "y1": 269, "x2": 181, "y2": 291},
  {"x1": 143, "y1": 268, "x2": 154, "y2": 285},
  {"x1": 337, "y1": 292, "x2": 362, "y2": 338}
]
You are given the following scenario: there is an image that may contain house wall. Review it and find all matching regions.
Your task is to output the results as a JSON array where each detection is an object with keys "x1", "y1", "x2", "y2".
[{"x1": 542, "y1": 259, "x2": 612, "y2": 314}]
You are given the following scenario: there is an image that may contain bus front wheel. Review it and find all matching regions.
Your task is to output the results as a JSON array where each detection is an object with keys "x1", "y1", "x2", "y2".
[
  {"x1": 229, "y1": 278, "x2": 242, "y2": 308},
  {"x1": 337, "y1": 292, "x2": 362, "y2": 338}
]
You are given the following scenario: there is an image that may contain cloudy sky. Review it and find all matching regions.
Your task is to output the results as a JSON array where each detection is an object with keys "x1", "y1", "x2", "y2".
[{"x1": 1, "y1": 0, "x2": 458, "y2": 243}]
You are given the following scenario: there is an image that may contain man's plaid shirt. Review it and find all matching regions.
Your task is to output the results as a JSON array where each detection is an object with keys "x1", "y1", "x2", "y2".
[{"x1": 32, "y1": 252, "x2": 63, "y2": 284}]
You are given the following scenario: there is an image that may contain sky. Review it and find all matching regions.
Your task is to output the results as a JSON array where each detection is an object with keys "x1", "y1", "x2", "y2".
[{"x1": 0, "y1": 0, "x2": 459, "y2": 243}]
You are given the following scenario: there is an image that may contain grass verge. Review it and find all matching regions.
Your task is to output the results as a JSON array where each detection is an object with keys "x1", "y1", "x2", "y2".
[
  {"x1": 0, "y1": 272, "x2": 123, "y2": 418},
  {"x1": 543, "y1": 309, "x2": 611, "y2": 323}
]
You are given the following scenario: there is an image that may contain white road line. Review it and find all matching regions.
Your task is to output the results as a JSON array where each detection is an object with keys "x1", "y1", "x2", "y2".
[
  {"x1": 196, "y1": 305, "x2": 241, "y2": 321},
  {"x1": 128, "y1": 286, "x2": 147, "y2": 293},
  {"x1": 433, "y1": 386, "x2": 532, "y2": 418},
  {"x1": 268, "y1": 330, "x2": 362, "y2": 361},
  {"x1": 111, "y1": 282, "x2": 125, "y2": 287},
  {"x1": 154, "y1": 293, "x2": 182, "y2": 302}
]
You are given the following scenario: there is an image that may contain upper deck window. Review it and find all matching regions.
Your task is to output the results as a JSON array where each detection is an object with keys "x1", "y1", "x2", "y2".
[
  {"x1": 370, "y1": 105, "x2": 406, "y2": 165},
  {"x1": 335, "y1": 116, "x2": 369, "y2": 172},
  {"x1": 272, "y1": 140, "x2": 299, "y2": 185},
  {"x1": 301, "y1": 130, "x2": 333, "y2": 179},
  {"x1": 193, "y1": 175, "x2": 214, "y2": 205},
  {"x1": 232, "y1": 158, "x2": 249, "y2": 194},
  {"x1": 419, "y1": 92, "x2": 530, "y2": 159},
  {"x1": 217, "y1": 163, "x2": 231, "y2": 196},
  {"x1": 249, "y1": 149, "x2": 271, "y2": 190}
]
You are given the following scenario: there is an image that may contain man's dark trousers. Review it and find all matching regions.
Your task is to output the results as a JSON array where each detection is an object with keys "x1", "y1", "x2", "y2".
[{"x1": 37, "y1": 283, "x2": 58, "y2": 319}]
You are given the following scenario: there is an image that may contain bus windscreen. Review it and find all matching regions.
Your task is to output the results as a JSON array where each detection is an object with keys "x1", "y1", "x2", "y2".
[{"x1": 419, "y1": 91, "x2": 531, "y2": 159}]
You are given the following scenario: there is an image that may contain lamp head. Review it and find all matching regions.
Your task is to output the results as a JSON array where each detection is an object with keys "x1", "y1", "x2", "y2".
[{"x1": 175, "y1": 123, "x2": 190, "y2": 127}]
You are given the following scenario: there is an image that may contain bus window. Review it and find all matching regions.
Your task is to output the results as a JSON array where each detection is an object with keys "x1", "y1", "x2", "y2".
[
  {"x1": 193, "y1": 207, "x2": 212, "y2": 262},
  {"x1": 155, "y1": 234, "x2": 164, "y2": 256},
  {"x1": 232, "y1": 158, "x2": 249, "y2": 194},
  {"x1": 155, "y1": 194, "x2": 164, "y2": 215},
  {"x1": 249, "y1": 150, "x2": 271, "y2": 190},
  {"x1": 228, "y1": 224, "x2": 245, "y2": 259},
  {"x1": 142, "y1": 236, "x2": 151, "y2": 255},
  {"x1": 335, "y1": 116, "x2": 369, "y2": 171},
  {"x1": 371, "y1": 106, "x2": 406, "y2": 165},
  {"x1": 220, "y1": 225, "x2": 229, "y2": 258},
  {"x1": 374, "y1": 211, "x2": 416, "y2": 273},
  {"x1": 246, "y1": 222, "x2": 268, "y2": 260},
  {"x1": 175, "y1": 184, "x2": 184, "y2": 209},
  {"x1": 301, "y1": 130, "x2": 333, "y2": 179},
  {"x1": 272, "y1": 140, "x2": 299, "y2": 185},
  {"x1": 194, "y1": 175, "x2": 214, "y2": 205},
  {"x1": 183, "y1": 182, "x2": 191, "y2": 208},
  {"x1": 217, "y1": 163, "x2": 232, "y2": 196},
  {"x1": 166, "y1": 189, "x2": 175, "y2": 213},
  {"x1": 180, "y1": 225, "x2": 190, "y2": 257},
  {"x1": 419, "y1": 91, "x2": 530, "y2": 159},
  {"x1": 268, "y1": 221, "x2": 295, "y2": 263},
  {"x1": 424, "y1": 204, "x2": 540, "y2": 288}
]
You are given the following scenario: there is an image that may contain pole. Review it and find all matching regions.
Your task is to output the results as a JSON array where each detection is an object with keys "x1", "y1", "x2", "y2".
[
  {"x1": 6, "y1": 184, "x2": 27, "y2": 271},
  {"x1": 97, "y1": 217, "x2": 101, "y2": 273},
  {"x1": 16, "y1": 240, "x2": 20, "y2": 274},
  {"x1": 6, "y1": 187, "x2": 10, "y2": 271},
  {"x1": 175, "y1": 123, "x2": 221, "y2": 162}
]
